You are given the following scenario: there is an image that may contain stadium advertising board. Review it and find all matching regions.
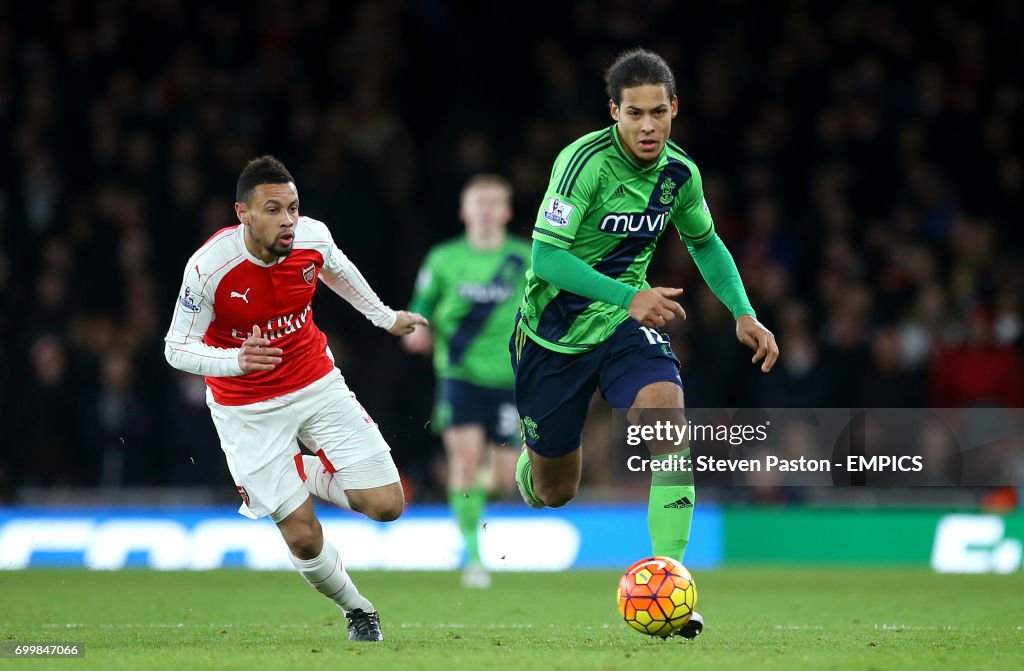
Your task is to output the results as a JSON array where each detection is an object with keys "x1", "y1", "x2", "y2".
[
  {"x1": 4, "y1": 506, "x2": 1021, "y2": 573},
  {"x1": 725, "y1": 509, "x2": 1024, "y2": 573},
  {"x1": 0, "y1": 505, "x2": 723, "y2": 571}
]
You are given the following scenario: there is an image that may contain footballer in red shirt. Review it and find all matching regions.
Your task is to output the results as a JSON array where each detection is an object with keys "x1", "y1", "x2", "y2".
[{"x1": 165, "y1": 156, "x2": 426, "y2": 641}]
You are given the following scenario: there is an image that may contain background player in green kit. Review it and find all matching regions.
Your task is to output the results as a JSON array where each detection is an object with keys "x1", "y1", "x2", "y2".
[
  {"x1": 512, "y1": 49, "x2": 780, "y2": 638},
  {"x1": 403, "y1": 174, "x2": 531, "y2": 588}
]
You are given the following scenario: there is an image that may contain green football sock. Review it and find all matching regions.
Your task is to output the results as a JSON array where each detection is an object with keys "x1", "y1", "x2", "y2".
[
  {"x1": 449, "y1": 487, "x2": 487, "y2": 564},
  {"x1": 516, "y1": 449, "x2": 545, "y2": 508},
  {"x1": 647, "y1": 450, "x2": 695, "y2": 561}
]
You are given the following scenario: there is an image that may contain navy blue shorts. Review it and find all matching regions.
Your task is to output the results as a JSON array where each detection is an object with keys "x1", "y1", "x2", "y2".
[
  {"x1": 510, "y1": 315, "x2": 683, "y2": 458},
  {"x1": 435, "y1": 379, "x2": 521, "y2": 447}
]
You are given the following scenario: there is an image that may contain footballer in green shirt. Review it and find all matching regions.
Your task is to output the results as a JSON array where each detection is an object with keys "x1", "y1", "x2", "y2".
[
  {"x1": 512, "y1": 49, "x2": 779, "y2": 639},
  {"x1": 403, "y1": 175, "x2": 531, "y2": 588}
]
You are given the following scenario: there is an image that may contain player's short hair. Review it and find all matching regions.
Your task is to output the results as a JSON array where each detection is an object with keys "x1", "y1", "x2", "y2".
[
  {"x1": 604, "y1": 48, "x2": 676, "y2": 105},
  {"x1": 236, "y1": 155, "x2": 295, "y2": 204},
  {"x1": 460, "y1": 174, "x2": 513, "y2": 204}
]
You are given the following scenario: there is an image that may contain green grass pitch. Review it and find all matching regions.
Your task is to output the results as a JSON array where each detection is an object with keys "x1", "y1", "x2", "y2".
[{"x1": 1, "y1": 568, "x2": 1021, "y2": 670}]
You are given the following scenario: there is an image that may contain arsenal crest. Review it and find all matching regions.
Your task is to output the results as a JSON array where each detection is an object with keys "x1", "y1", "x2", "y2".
[
  {"x1": 302, "y1": 263, "x2": 316, "y2": 285},
  {"x1": 236, "y1": 486, "x2": 250, "y2": 507}
]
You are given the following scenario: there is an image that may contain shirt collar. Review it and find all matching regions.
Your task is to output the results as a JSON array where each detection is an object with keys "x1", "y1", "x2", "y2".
[{"x1": 236, "y1": 224, "x2": 283, "y2": 267}]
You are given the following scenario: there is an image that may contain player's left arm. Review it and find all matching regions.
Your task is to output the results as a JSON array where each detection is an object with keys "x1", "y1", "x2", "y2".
[
  {"x1": 674, "y1": 167, "x2": 779, "y2": 372},
  {"x1": 316, "y1": 223, "x2": 428, "y2": 336}
]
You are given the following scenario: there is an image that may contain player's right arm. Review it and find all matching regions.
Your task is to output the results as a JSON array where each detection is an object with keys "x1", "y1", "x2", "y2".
[
  {"x1": 402, "y1": 247, "x2": 443, "y2": 354},
  {"x1": 532, "y1": 242, "x2": 684, "y2": 328},
  {"x1": 163, "y1": 260, "x2": 281, "y2": 376},
  {"x1": 530, "y1": 135, "x2": 685, "y2": 328}
]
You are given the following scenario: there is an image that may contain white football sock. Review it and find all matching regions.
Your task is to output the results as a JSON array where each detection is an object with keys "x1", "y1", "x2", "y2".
[
  {"x1": 290, "y1": 540, "x2": 373, "y2": 613},
  {"x1": 302, "y1": 455, "x2": 351, "y2": 510}
]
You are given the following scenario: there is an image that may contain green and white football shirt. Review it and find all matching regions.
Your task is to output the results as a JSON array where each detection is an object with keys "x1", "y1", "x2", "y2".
[{"x1": 411, "y1": 236, "x2": 531, "y2": 388}]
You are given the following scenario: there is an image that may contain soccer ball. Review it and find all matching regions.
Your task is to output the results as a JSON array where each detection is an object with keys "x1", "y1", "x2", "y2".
[{"x1": 616, "y1": 556, "x2": 697, "y2": 638}]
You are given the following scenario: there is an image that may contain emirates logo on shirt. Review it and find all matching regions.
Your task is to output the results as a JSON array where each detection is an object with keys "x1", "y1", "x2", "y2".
[
  {"x1": 229, "y1": 303, "x2": 314, "y2": 341},
  {"x1": 302, "y1": 263, "x2": 316, "y2": 285}
]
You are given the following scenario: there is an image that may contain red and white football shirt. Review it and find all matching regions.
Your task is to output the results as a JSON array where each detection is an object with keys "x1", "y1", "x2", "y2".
[{"x1": 164, "y1": 216, "x2": 396, "y2": 405}]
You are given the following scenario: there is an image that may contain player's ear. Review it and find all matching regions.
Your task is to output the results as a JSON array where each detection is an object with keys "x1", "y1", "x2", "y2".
[
  {"x1": 670, "y1": 95, "x2": 679, "y2": 118},
  {"x1": 609, "y1": 99, "x2": 619, "y2": 121},
  {"x1": 234, "y1": 201, "x2": 249, "y2": 225}
]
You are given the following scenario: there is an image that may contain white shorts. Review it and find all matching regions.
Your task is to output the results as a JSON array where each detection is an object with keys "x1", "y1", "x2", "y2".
[{"x1": 207, "y1": 368, "x2": 400, "y2": 522}]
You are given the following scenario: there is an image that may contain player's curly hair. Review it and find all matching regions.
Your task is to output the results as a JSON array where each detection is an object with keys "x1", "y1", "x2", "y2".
[
  {"x1": 236, "y1": 155, "x2": 295, "y2": 203},
  {"x1": 604, "y1": 48, "x2": 676, "y2": 105}
]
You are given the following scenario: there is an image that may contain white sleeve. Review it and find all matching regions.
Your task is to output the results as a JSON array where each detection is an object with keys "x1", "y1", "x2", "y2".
[
  {"x1": 163, "y1": 264, "x2": 246, "y2": 377},
  {"x1": 319, "y1": 239, "x2": 398, "y2": 331}
]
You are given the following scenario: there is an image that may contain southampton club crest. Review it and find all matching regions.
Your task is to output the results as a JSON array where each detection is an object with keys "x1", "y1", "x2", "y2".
[
  {"x1": 659, "y1": 177, "x2": 677, "y2": 205},
  {"x1": 302, "y1": 262, "x2": 316, "y2": 285},
  {"x1": 521, "y1": 416, "x2": 540, "y2": 442}
]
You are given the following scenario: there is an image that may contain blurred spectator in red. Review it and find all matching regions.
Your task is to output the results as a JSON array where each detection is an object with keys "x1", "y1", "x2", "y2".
[{"x1": 930, "y1": 305, "x2": 1024, "y2": 407}]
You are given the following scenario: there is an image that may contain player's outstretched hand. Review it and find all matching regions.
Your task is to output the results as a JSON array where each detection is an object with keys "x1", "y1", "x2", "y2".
[
  {"x1": 628, "y1": 287, "x2": 687, "y2": 329},
  {"x1": 401, "y1": 326, "x2": 433, "y2": 354},
  {"x1": 389, "y1": 310, "x2": 429, "y2": 336},
  {"x1": 238, "y1": 324, "x2": 283, "y2": 373},
  {"x1": 736, "y1": 314, "x2": 779, "y2": 373}
]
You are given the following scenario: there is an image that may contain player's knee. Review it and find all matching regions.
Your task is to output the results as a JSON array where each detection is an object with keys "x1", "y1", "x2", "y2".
[
  {"x1": 536, "y1": 483, "x2": 576, "y2": 508},
  {"x1": 377, "y1": 505, "x2": 403, "y2": 522},
  {"x1": 633, "y1": 381, "x2": 684, "y2": 409},
  {"x1": 285, "y1": 520, "x2": 323, "y2": 559},
  {"x1": 362, "y1": 491, "x2": 405, "y2": 522},
  {"x1": 370, "y1": 499, "x2": 404, "y2": 522}
]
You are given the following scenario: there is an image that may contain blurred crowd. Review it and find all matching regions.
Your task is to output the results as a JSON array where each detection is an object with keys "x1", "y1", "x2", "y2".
[{"x1": 1, "y1": 0, "x2": 1022, "y2": 501}]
